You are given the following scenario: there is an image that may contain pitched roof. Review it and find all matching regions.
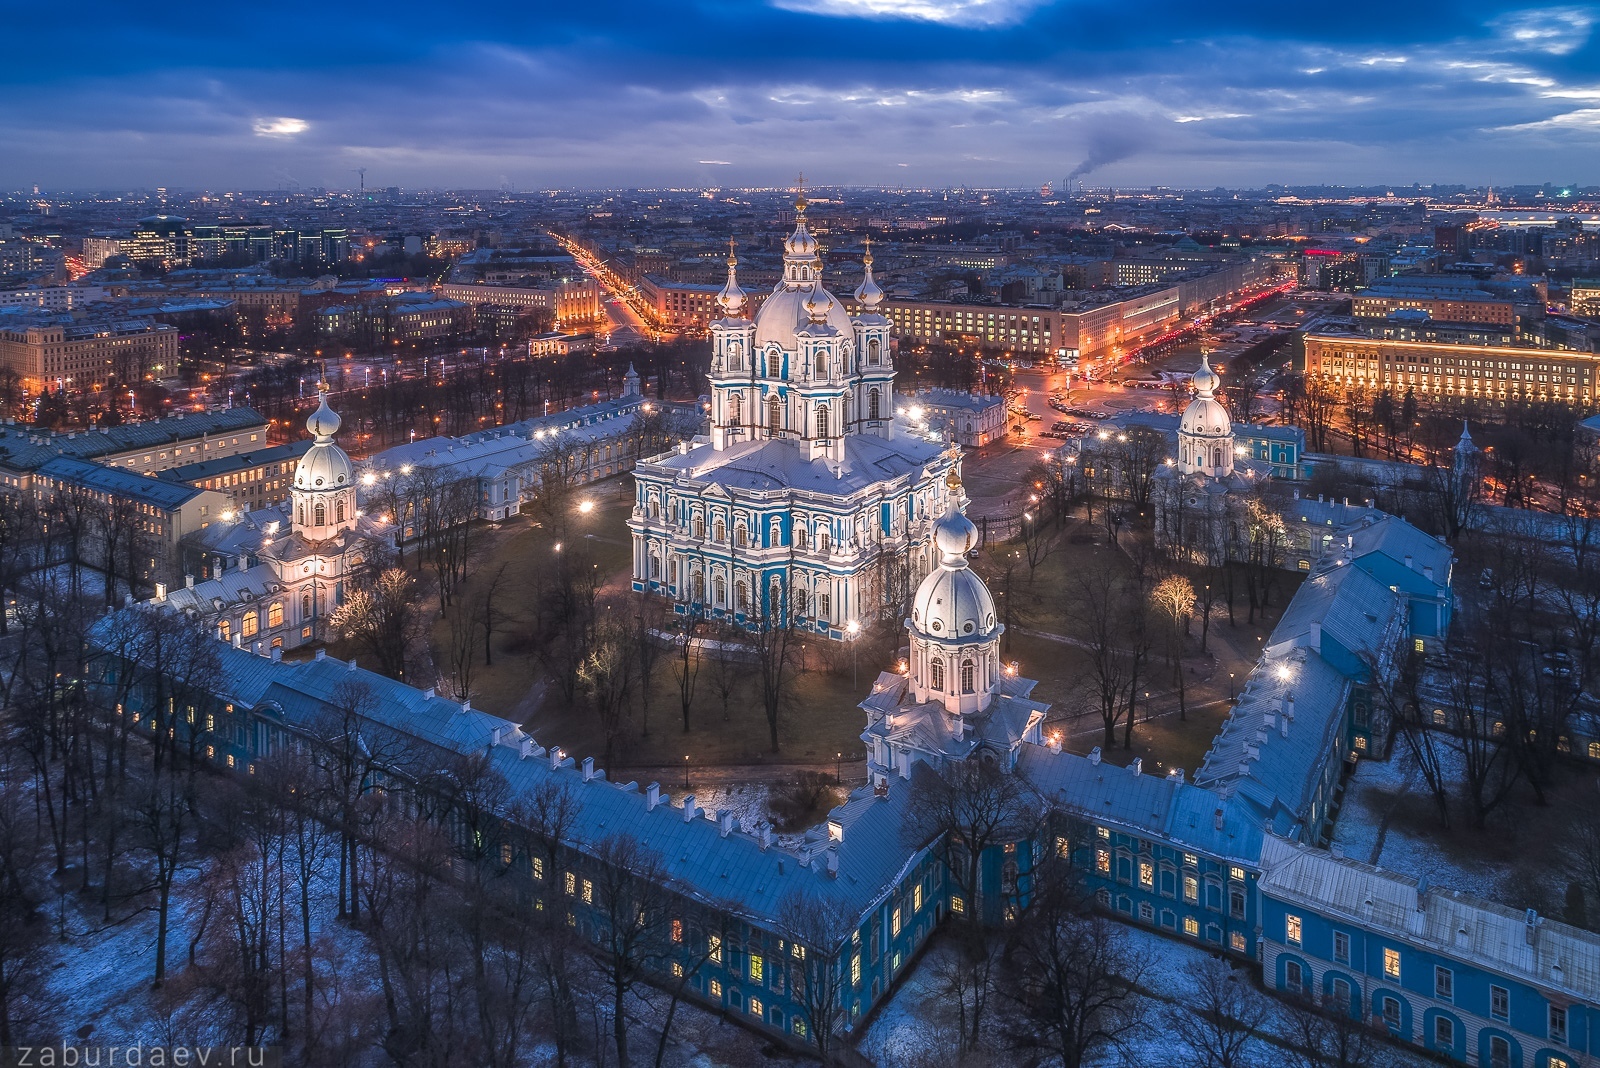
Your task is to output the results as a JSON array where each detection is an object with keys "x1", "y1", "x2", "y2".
[
  {"x1": 37, "y1": 456, "x2": 208, "y2": 509},
  {"x1": 1260, "y1": 837, "x2": 1600, "y2": 1004}
]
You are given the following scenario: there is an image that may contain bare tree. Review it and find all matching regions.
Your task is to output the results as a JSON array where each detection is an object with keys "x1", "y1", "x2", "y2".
[
  {"x1": 779, "y1": 893, "x2": 852, "y2": 1066},
  {"x1": 1164, "y1": 957, "x2": 1271, "y2": 1068},
  {"x1": 587, "y1": 833, "x2": 675, "y2": 1068},
  {"x1": 1277, "y1": 989, "x2": 1397, "y2": 1068},
  {"x1": 1152, "y1": 574, "x2": 1194, "y2": 721},
  {"x1": 328, "y1": 568, "x2": 425, "y2": 682},
  {"x1": 577, "y1": 618, "x2": 637, "y2": 765},
  {"x1": 999, "y1": 851, "x2": 1146, "y2": 1068},
  {"x1": 671, "y1": 607, "x2": 704, "y2": 733}
]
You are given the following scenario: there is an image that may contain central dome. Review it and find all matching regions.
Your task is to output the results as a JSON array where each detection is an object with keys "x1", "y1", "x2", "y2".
[
  {"x1": 912, "y1": 564, "x2": 997, "y2": 642},
  {"x1": 753, "y1": 282, "x2": 855, "y2": 351}
]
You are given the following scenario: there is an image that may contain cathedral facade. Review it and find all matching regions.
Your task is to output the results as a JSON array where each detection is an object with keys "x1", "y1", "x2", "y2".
[{"x1": 629, "y1": 199, "x2": 957, "y2": 637}]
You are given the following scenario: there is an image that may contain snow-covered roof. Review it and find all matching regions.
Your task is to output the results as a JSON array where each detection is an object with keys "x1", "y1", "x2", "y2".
[
  {"x1": 644, "y1": 427, "x2": 944, "y2": 499},
  {"x1": 1260, "y1": 837, "x2": 1600, "y2": 1005}
]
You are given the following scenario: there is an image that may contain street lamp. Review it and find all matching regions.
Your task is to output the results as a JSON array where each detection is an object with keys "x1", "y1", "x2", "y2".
[
  {"x1": 683, "y1": 755, "x2": 690, "y2": 790},
  {"x1": 836, "y1": 752, "x2": 842, "y2": 785}
]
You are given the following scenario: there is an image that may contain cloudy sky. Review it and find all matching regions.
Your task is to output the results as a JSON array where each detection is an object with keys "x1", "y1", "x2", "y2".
[{"x1": 5, "y1": 0, "x2": 1600, "y2": 190}]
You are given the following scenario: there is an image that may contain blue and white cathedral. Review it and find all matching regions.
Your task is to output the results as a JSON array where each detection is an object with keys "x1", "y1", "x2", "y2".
[{"x1": 629, "y1": 195, "x2": 958, "y2": 636}]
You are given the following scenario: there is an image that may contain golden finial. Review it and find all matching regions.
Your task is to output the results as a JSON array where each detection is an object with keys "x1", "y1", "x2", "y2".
[
  {"x1": 945, "y1": 466, "x2": 962, "y2": 492},
  {"x1": 727, "y1": 237, "x2": 737, "y2": 267},
  {"x1": 795, "y1": 172, "x2": 807, "y2": 214},
  {"x1": 863, "y1": 235, "x2": 874, "y2": 268}
]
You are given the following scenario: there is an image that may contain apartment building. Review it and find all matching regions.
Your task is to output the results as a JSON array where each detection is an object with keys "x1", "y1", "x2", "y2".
[{"x1": 0, "y1": 316, "x2": 179, "y2": 392}]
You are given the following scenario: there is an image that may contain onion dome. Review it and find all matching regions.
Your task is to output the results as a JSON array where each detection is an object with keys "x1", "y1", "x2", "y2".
[
  {"x1": 1191, "y1": 354, "x2": 1221, "y2": 398},
  {"x1": 853, "y1": 237, "x2": 884, "y2": 310},
  {"x1": 306, "y1": 388, "x2": 341, "y2": 440},
  {"x1": 785, "y1": 191, "x2": 818, "y2": 258},
  {"x1": 715, "y1": 239, "x2": 746, "y2": 317}
]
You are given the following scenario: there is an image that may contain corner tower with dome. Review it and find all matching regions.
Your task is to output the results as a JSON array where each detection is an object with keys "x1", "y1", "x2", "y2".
[
  {"x1": 1153, "y1": 354, "x2": 1264, "y2": 560},
  {"x1": 149, "y1": 387, "x2": 393, "y2": 654},
  {"x1": 629, "y1": 194, "x2": 958, "y2": 637},
  {"x1": 859, "y1": 470, "x2": 1049, "y2": 781}
]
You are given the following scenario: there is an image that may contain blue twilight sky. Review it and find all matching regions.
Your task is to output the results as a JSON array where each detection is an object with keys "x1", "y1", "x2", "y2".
[{"x1": 4, "y1": 0, "x2": 1600, "y2": 190}]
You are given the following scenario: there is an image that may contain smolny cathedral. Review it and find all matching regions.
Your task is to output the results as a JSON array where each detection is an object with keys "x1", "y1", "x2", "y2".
[{"x1": 628, "y1": 193, "x2": 958, "y2": 637}]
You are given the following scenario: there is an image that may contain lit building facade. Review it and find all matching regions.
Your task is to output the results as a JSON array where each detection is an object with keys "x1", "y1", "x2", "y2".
[{"x1": 629, "y1": 204, "x2": 957, "y2": 636}]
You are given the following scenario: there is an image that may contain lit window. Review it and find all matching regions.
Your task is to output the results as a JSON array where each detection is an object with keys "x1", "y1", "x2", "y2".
[
  {"x1": 1286, "y1": 915, "x2": 1302, "y2": 946},
  {"x1": 1183, "y1": 876, "x2": 1198, "y2": 904},
  {"x1": 564, "y1": 872, "x2": 576, "y2": 896},
  {"x1": 1230, "y1": 866, "x2": 1246, "y2": 882},
  {"x1": 710, "y1": 979, "x2": 722, "y2": 999},
  {"x1": 1383, "y1": 947, "x2": 1401, "y2": 979},
  {"x1": 749, "y1": 996, "x2": 763, "y2": 1018},
  {"x1": 671, "y1": 919, "x2": 683, "y2": 943},
  {"x1": 892, "y1": 907, "x2": 901, "y2": 936},
  {"x1": 1096, "y1": 849, "x2": 1111, "y2": 875},
  {"x1": 1184, "y1": 916, "x2": 1199, "y2": 937},
  {"x1": 750, "y1": 954, "x2": 764, "y2": 983},
  {"x1": 914, "y1": 885, "x2": 923, "y2": 911},
  {"x1": 532, "y1": 857, "x2": 544, "y2": 882},
  {"x1": 1056, "y1": 836, "x2": 1070, "y2": 858},
  {"x1": 709, "y1": 934, "x2": 722, "y2": 963},
  {"x1": 1139, "y1": 862, "x2": 1154, "y2": 889},
  {"x1": 950, "y1": 896, "x2": 965, "y2": 914},
  {"x1": 851, "y1": 955, "x2": 861, "y2": 985},
  {"x1": 1230, "y1": 931, "x2": 1247, "y2": 952}
]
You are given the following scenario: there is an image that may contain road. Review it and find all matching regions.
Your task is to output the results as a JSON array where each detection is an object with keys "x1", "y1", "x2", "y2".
[{"x1": 548, "y1": 231, "x2": 667, "y2": 341}]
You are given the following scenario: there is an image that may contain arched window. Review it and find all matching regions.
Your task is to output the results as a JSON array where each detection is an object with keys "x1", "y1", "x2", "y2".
[
  {"x1": 217, "y1": 619, "x2": 231, "y2": 642},
  {"x1": 302, "y1": 591, "x2": 313, "y2": 618},
  {"x1": 869, "y1": 388, "x2": 882, "y2": 421},
  {"x1": 649, "y1": 552, "x2": 660, "y2": 578},
  {"x1": 692, "y1": 571, "x2": 704, "y2": 602},
  {"x1": 729, "y1": 341, "x2": 743, "y2": 371},
  {"x1": 1285, "y1": 961, "x2": 1303, "y2": 994},
  {"x1": 816, "y1": 406, "x2": 829, "y2": 439},
  {"x1": 693, "y1": 513, "x2": 705, "y2": 539},
  {"x1": 735, "y1": 522, "x2": 748, "y2": 548},
  {"x1": 714, "y1": 517, "x2": 726, "y2": 543},
  {"x1": 736, "y1": 581, "x2": 749, "y2": 612},
  {"x1": 796, "y1": 525, "x2": 808, "y2": 549},
  {"x1": 961, "y1": 659, "x2": 975, "y2": 694},
  {"x1": 794, "y1": 588, "x2": 808, "y2": 616},
  {"x1": 297, "y1": 503, "x2": 305, "y2": 526},
  {"x1": 648, "y1": 498, "x2": 659, "y2": 519},
  {"x1": 729, "y1": 393, "x2": 742, "y2": 427},
  {"x1": 268, "y1": 602, "x2": 284, "y2": 628},
  {"x1": 768, "y1": 396, "x2": 781, "y2": 435},
  {"x1": 314, "y1": 501, "x2": 326, "y2": 526},
  {"x1": 930, "y1": 657, "x2": 945, "y2": 691},
  {"x1": 770, "y1": 579, "x2": 782, "y2": 615},
  {"x1": 868, "y1": 338, "x2": 881, "y2": 365},
  {"x1": 336, "y1": 499, "x2": 346, "y2": 524},
  {"x1": 714, "y1": 576, "x2": 726, "y2": 606},
  {"x1": 1212, "y1": 447, "x2": 1222, "y2": 469},
  {"x1": 767, "y1": 352, "x2": 781, "y2": 378},
  {"x1": 820, "y1": 528, "x2": 831, "y2": 551},
  {"x1": 815, "y1": 353, "x2": 826, "y2": 376}
]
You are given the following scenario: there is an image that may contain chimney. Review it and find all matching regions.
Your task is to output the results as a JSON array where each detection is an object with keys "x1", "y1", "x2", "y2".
[
  {"x1": 1214, "y1": 807, "x2": 1225, "y2": 831},
  {"x1": 491, "y1": 726, "x2": 503, "y2": 747},
  {"x1": 1308, "y1": 621, "x2": 1321, "y2": 651},
  {"x1": 582, "y1": 757, "x2": 595, "y2": 782},
  {"x1": 718, "y1": 810, "x2": 734, "y2": 837},
  {"x1": 549, "y1": 746, "x2": 564, "y2": 769},
  {"x1": 154, "y1": 582, "x2": 167, "y2": 601},
  {"x1": 315, "y1": 648, "x2": 326, "y2": 661},
  {"x1": 1404, "y1": 554, "x2": 1414, "y2": 569},
  {"x1": 826, "y1": 851, "x2": 839, "y2": 878},
  {"x1": 1292, "y1": 487, "x2": 1300, "y2": 500},
  {"x1": 1166, "y1": 767, "x2": 1185, "y2": 783},
  {"x1": 1048, "y1": 733, "x2": 1062, "y2": 754},
  {"x1": 1285, "y1": 695, "x2": 1295, "y2": 720},
  {"x1": 461, "y1": 698, "x2": 472, "y2": 713},
  {"x1": 423, "y1": 687, "x2": 436, "y2": 699},
  {"x1": 758, "y1": 824, "x2": 772, "y2": 850},
  {"x1": 1129, "y1": 758, "x2": 1142, "y2": 777},
  {"x1": 520, "y1": 737, "x2": 535, "y2": 759},
  {"x1": 1423, "y1": 565, "x2": 1434, "y2": 582},
  {"x1": 646, "y1": 782, "x2": 662, "y2": 811},
  {"x1": 348, "y1": 657, "x2": 358, "y2": 671},
  {"x1": 1280, "y1": 715, "x2": 1289, "y2": 739},
  {"x1": 185, "y1": 574, "x2": 195, "y2": 588},
  {"x1": 682, "y1": 794, "x2": 697, "y2": 822},
  {"x1": 1088, "y1": 746, "x2": 1102, "y2": 766},
  {"x1": 1524, "y1": 909, "x2": 1542, "y2": 945},
  {"x1": 270, "y1": 647, "x2": 283, "y2": 663}
]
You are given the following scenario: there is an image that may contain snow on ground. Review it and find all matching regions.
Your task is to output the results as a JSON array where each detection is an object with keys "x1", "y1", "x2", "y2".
[
  {"x1": 857, "y1": 924, "x2": 1434, "y2": 1068},
  {"x1": 684, "y1": 781, "x2": 813, "y2": 851},
  {"x1": 1332, "y1": 749, "x2": 1516, "y2": 900}
]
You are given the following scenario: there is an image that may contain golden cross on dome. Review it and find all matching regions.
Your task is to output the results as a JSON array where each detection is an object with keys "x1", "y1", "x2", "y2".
[
  {"x1": 863, "y1": 234, "x2": 874, "y2": 266},
  {"x1": 727, "y1": 237, "x2": 737, "y2": 265},
  {"x1": 795, "y1": 172, "x2": 807, "y2": 213}
]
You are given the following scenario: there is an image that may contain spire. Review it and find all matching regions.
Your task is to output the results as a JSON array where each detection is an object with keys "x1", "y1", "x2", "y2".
[
  {"x1": 853, "y1": 236, "x2": 884, "y2": 311},
  {"x1": 784, "y1": 174, "x2": 819, "y2": 269},
  {"x1": 715, "y1": 238, "x2": 746, "y2": 317},
  {"x1": 1457, "y1": 419, "x2": 1475, "y2": 450}
]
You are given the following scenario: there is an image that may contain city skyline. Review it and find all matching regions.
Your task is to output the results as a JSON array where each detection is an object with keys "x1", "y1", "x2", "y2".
[{"x1": 6, "y1": 1, "x2": 1600, "y2": 190}]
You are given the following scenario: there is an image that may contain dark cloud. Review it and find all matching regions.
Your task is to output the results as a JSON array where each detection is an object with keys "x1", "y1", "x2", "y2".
[{"x1": 3, "y1": 1, "x2": 1600, "y2": 188}]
